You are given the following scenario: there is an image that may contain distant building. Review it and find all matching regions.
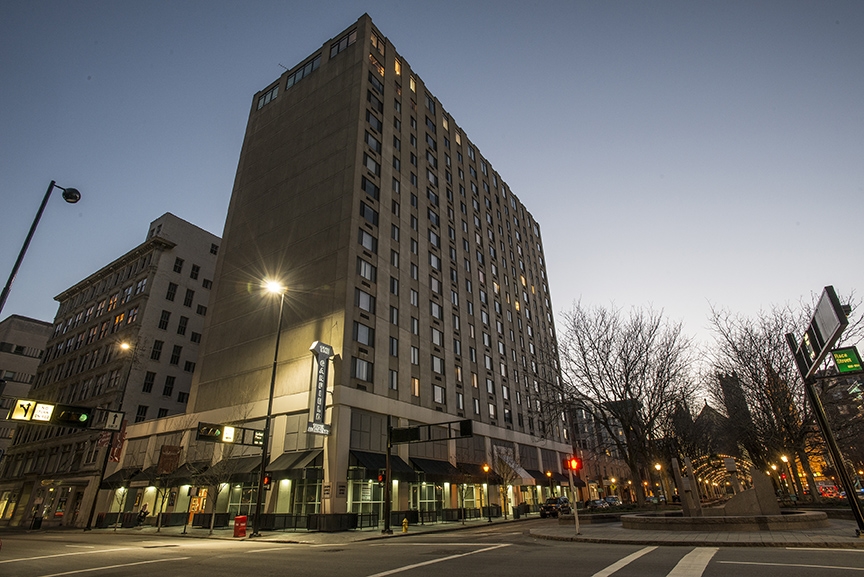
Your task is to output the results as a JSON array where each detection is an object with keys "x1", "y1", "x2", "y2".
[
  {"x1": 0, "y1": 213, "x2": 219, "y2": 528},
  {"x1": 95, "y1": 14, "x2": 571, "y2": 528},
  {"x1": 0, "y1": 315, "x2": 52, "y2": 460}
]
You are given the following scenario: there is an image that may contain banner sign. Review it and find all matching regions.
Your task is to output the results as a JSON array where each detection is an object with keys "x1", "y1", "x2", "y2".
[{"x1": 307, "y1": 341, "x2": 333, "y2": 435}]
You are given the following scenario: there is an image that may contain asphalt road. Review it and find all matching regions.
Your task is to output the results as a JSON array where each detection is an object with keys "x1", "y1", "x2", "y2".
[{"x1": 2, "y1": 521, "x2": 863, "y2": 577}]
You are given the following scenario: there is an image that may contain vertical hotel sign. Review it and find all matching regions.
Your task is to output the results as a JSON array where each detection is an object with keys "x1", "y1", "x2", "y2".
[{"x1": 307, "y1": 341, "x2": 333, "y2": 435}]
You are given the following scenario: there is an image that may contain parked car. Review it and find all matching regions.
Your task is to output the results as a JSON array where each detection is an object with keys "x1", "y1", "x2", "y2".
[
  {"x1": 587, "y1": 499, "x2": 610, "y2": 510},
  {"x1": 539, "y1": 496, "x2": 572, "y2": 518},
  {"x1": 604, "y1": 496, "x2": 622, "y2": 506}
]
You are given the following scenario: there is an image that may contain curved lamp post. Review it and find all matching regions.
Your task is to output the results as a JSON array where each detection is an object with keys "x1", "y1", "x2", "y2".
[
  {"x1": 0, "y1": 181, "x2": 81, "y2": 316},
  {"x1": 250, "y1": 280, "x2": 286, "y2": 538}
]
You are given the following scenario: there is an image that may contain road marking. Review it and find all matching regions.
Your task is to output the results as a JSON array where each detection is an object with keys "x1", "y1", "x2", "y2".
[
  {"x1": 364, "y1": 543, "x2": 510, "y2": 577},
  {"x1": 369, "y1": 542, "x2": 504, "y2": 546},
  {"x1": 64, "y1": 545, "x2": 95, "y2": 549},
  {"x1": 667, "y1": 548, "x2": 718, "y2": 577},
  {"x1": 719, "y1": 561, "x2": 864, "y2": 572},
  {"x1": 37, "y1": 557, "x2": 190, "y2": 577},
  {"x1": 591, "y1": 546, "x2": 657, "y2": 577},
  {"x1": 787, "y1": 547, "x2": 864, "y2": 553},
  {"x1": 0, "y1": 547, "x2": 132, "y2": 564}
]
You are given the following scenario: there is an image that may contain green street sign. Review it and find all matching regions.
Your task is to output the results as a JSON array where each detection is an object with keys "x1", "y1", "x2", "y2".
[{"x1": 831, "y1": 346, "x2": 863, "y2": 375}]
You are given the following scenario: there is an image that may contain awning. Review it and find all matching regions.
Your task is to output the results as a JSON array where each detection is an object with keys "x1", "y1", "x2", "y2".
[
  {"x1": 201, "y1": 455, "x2": 261, "y2": 484},
  {"x1": 268, "y1": 450, "x2": 323, "y2": 478},
  {"x1": 410, "y1": 457, "x2": 461, "y2": 483},
  {"x1": 163, "y1": 462, "x2": 210, "y2": 486},
  {"x1": 129, "y1": 466, "x2": 158, "y2": 488},
  {"x1": 101, "y1": 467, "x2": 141, "y2": 489},
  {"x1": 456, "y1": 462, "x2": 503, "y2": 485},
  {"x1": 349, "y1": 450, "x2": 414, "y2": 480},
  {"x1": 492, "y1": 445, "x2": 536, "y2": 486}
]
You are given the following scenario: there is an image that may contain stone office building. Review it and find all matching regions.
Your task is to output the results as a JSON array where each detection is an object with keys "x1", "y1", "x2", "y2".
[
  {"x1": 0, "y1": 213, "x2": 219, "y2": 527},
  {"x1": 96, "y1": 14, "x2": 573, "y2": 527}
]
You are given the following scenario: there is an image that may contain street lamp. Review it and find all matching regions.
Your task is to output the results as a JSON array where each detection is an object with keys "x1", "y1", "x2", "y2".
[
  {"x1": 482, "y1": 463, "x2": 492, "y2": 522},
  {"x1": 251, "y1": 280, "x2": 286, "y2": 538},
  {"x1": 84, "y1": 340, "x2": 133, "y2": 531},
  {"x1": 0, "y1": 180, "x2": 81, "y2": 316}
]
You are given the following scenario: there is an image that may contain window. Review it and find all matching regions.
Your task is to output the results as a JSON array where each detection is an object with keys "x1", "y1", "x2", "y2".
[
  {"x1": 353, "y1": 321, "x2": 375, "y2": 346},
  {"x1": 134, "y1": 278, "x2": 147, "y2": 295},
  {"x1": 457, "y1": 392, "x2": 464, "y2": 410},
  {"x1": 202, "y1": 279, "x2": 212, "y2": 289},
  {"x1": 430, "y1": 301, "x2": 443, "y2": 320},
  {"x1": 360, "y1": 202, "x2": 379, "y2": 226},
  {"x1": 190, "y1": 332, "x2": 201, "y2": 343},
  {"x1": 210, "y1": 243, "x2": 219, "y2": 255},
  {"x1": 177, "y1": 316, "x2": 188, "y2": 335},
  {"x1": 330, "y1": 29, "x2": 357, "y2": 57},
  {"x1": 473, "y1": 398, "x2": 480, "y2": 414},
  {"x1": 431, "y1": 327, "x2": 443, "y2": 346},
  {"x1": 389, "y1": 337, "x2": 399, "y2": 357},
  {"x1": 151, "y1": 340, "x2": 164, "y2": 361},
  {"x1": 196, "y1": 304, "x2": 207, "y2": 316},
  {"x1": 190, "y1": 264, "x2": 200, "y2": 280},
  {"x1": 389, "y1": 277, "x2": 398, "y2": 295},
  {"x1": 433, "y1": 384, "x2": 445, "y2": 404},
  {"x1": 357, "y1": 258, "x2": 377, "y2": 282},
  {"x1": 173, "y1": 258, "x2": 184, "y2": 273},
  {"x1": 359, "y1": 229, "x2": 378, "y2": 253},
  {"x1": 362, "y1": 176, "x2": 380, "y2": 200},
  {"x1": 355, "y1": 289, "x2": 376, "y2": 313},
  {"x1": 183, "y1": 289, "x2": 195, "y2": 307},
  {"x1": 184, "y1": 361, "x2": 196, "y2": 373},
  {"x1": 158, "y1": 310, "x2": 171, "y2": 330},
  {"x1": 364, "y1": 153, "x2": 381, "y2": 176},
  {"x1": 257, "y1": 83, "x2": 279, "y2": 109},
  {"x1": 166, "y1": 282, "x2": 178, "y2": 301},
  {"x1": 431, "y1": 355, "x2": 444, "y2": 374},
  {"x1": 412, "y1": 377, "x2": 420, "y2": 396},
  {"x1": 411, "y1": 317, "x2": 419, "y2": 335},
  {"x1": 366, "y1": 110, "x2": 383, "y2": 132},
  {"x1": 390, "y1": 306, "x2": 399, "y2": 325},
  {"x1": 170, "y1": 345, "x2": 182, "y2": 365},
  {"x1": 389, "y1": 369, "x2": 398, "y2": 390},
  {"x1": 163, "y1": 375, "x2": 175, "y2": 396},
  {"x1": 178, "y1": 391, "x2": 189, "y2": 403},
  {"x1": 411, "y1": 346, "x2": 419, "y2": 365},
  {"x1": 142, "y1": 371, "x2": 155, "y2": 393},
  {"x1": 488, "y1": 403, "x2": 497, "y2": 419},
  {"x1": 352, "y1": 357, "x2": 373, "y2": 382},
  {"x1": 135, "y1": 405, "x2": 148, "y2": 423},
  {"x1": 278, "y1": 45, "x2": 316, "y2": 83},
  {"x1": 157, "y1": 408, "x2": 169, "y2": 418}
]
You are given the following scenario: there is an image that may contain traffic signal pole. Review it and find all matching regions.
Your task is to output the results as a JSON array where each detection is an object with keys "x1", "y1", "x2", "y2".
[
  {"x1": 382, "y1": 415, "x2": 393, "y2": 534},
  {"x1": 567, "y1": 467, "x2": 580, "y2": 534}
]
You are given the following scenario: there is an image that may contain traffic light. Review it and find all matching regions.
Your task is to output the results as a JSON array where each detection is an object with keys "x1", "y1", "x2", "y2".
[
  {"x1": 196, "y1": 422, "x2": 223, "y2": 442},
  {"x1": 263, "y1": 472, "x2": 273, "y2": 489},
  {"x1": 563, "y1": 455, "x2": 582, "y2": 471},
  {"x1": 377, "y1": 470, "x2": 387, "y2": 484},
  {"x1": 52, "y1": 404, "x2": 93, "y2": 428}
]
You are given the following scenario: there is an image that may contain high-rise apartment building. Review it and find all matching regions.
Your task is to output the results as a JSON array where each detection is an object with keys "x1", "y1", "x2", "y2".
[
  {"x1": 0, "y1": 213, "x2": 219, "y2": 528},
  {"x1": 0, "y1": 315, "x2": 52, "y2": 458},
  {"x1": 174, "y1": 13, "x2": 570, "y2": 519}
]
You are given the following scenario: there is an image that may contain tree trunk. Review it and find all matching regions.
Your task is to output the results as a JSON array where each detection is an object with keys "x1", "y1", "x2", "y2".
[{"x1": 797, "y1": 449, "x2": 821, "y2": 503}]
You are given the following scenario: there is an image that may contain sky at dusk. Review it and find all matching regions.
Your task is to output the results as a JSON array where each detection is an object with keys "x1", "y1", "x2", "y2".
[{"x1": 1, "y1": 0, "x2": 862, "y2": 350}]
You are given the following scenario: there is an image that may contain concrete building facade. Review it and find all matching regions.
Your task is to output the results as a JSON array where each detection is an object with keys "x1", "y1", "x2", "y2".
[
  {"x1": 0, "y1": 213, "x2": 219, "y2": 528},
  {"x1": 0, "y1": 315, "x2": 52, "y2": 459}
]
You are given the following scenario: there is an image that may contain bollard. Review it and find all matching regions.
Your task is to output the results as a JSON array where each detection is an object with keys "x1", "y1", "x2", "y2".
[{"x1": 402, "y1": 517, "x2": 408, "y2": 533}]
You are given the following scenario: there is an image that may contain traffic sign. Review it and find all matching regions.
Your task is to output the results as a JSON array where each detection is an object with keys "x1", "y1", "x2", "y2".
[{"x1": 832, "y1": 346, "x2": 863, "y2": 375}]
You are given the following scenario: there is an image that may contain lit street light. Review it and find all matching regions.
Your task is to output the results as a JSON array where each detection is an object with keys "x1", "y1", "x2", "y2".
[
  {"x1": 0, "y1": 180, "x2": 81, "y2": 316},
  {"x1": 250, "y1": 280, "x2": 286, "y2": 537},
  {"x1": 482, "y1": 463, "x2": 492, "y2": 522}
]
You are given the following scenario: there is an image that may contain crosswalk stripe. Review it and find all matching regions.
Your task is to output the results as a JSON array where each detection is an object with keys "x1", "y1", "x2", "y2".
[
  {"x1": 667, "y1": 548, "x2": 718, "y2": 577},
  {"x1": 591, "y1": 546, "x2": 657, "y2": 577}
]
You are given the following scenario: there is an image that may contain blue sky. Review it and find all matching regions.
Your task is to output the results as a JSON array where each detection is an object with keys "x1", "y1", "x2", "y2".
[{"x1": 1, "y1": 1, "x2": 862, "y2": 348}]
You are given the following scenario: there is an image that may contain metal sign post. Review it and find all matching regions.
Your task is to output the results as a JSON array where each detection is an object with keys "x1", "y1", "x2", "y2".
[{"x1": 786, "y1": 286, "x2": 864, "y2": 536}]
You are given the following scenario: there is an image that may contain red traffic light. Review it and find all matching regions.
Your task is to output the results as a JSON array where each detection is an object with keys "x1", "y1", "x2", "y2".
[
  {"x1": 377, "y1": 470, "x2": 387, "y2": 483},
  {"x1": 563, "y1": 456, "x2": 582, "y2": 471},
  {"x1": 263, "y1": 473, "x2": 272, "y2": 486}
]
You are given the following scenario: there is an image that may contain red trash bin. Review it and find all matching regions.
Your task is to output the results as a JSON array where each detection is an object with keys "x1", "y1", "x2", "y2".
[{"x1": 233, "y1": 515, "x2": 247, "y2": 538}]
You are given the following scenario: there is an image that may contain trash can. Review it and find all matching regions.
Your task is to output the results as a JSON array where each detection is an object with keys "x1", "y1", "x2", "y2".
[
  {"x1": 512, "y1": 506, "x2": 521, "y2": 520},
  {"x1": 233, "y1": 515, "x2": 247, "y2": 538}
]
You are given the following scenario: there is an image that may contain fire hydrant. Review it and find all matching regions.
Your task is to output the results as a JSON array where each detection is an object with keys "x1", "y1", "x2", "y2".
[{"x1": 402, "y1": 517, "x2": 409, "y2": 533}]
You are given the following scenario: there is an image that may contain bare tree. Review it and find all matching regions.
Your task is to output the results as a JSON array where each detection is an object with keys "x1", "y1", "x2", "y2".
[
  {"x1": 557, "y1": 302, "x2": 696, "y2": 505},
  {"x1": 706, "y1": 293, "x2": 863, "y2": 502}
]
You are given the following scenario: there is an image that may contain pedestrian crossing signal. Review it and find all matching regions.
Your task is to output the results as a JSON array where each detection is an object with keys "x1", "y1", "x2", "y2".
[{"x1": 563, "y1": 456, "x2": 582, "y2": 471}]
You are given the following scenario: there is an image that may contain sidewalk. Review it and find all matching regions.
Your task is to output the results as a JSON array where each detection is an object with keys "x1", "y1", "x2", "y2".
[
  {"x1": 529, "y1": 517, "x2": 864, "y2": 549},
  {"x1": 9, "y1": 514, "x2": 864, "y2": 549}
]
